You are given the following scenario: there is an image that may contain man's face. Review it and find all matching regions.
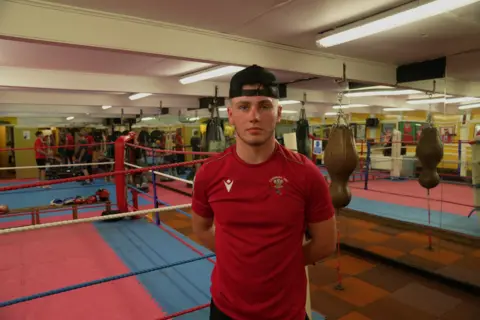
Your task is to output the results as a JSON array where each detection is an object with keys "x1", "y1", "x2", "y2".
[{"x1": 228, "y1": 85, "x2": 282, "y2": 147}]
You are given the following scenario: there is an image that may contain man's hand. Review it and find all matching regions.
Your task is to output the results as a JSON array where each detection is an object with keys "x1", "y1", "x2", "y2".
[
  {"x1": 192, "y1": 211, "x2": 216, "y2": 252},
  {"x1": 303, "y1": 216, "x2": 337, "y2": 265}
]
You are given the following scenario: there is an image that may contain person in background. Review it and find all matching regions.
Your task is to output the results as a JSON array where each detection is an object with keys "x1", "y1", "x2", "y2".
[
  {"x1": 65, "y1": 130, "x2": 75, "y2": 166},
  {"x1": 187, "y1": 130, "x2": 202, "y2": 184},
  {"x1": 175, "y1": 128, "x2": 186, "y2": 175},
  {"x1": 7, "y1": 141, "x2": 14, "y2": 165},
  {"x1": 83, "y1": 130, "x2": 95, "y2": 177},
  {"x1": 76, "y1": 131, "x2": 93, "y2": 185},
  {"x1": 34, "y1": 131, "x2": 51, "y2": 189}
]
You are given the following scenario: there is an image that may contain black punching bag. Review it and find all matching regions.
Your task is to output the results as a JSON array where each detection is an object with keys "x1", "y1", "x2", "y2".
[
  {"x1": 203, "y1": 107, "x2": 226, "y2": 152},
  {"x1": 296, "y1": 108, "x2": 310, "y2": 156}
]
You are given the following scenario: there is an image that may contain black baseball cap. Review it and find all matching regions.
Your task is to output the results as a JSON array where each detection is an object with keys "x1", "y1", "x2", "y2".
[{"x1": 229, "y1": 65, "x2": 279, "y2": 99}]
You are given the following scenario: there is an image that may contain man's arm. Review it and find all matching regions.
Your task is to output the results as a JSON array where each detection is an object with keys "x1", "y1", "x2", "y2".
[
  {"x1": 303, "y1": 160, "x2": 337, "y2": 265},
  {"x1": 303, "y1": 217, "x2": 336, "y2": 265},
  {"x1": 191, "y1": 165, "x2": 215, "y2": 252}
]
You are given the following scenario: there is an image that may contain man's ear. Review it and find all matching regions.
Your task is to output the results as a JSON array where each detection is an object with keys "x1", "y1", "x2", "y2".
[
  {"x1": 228, "y1": 107, "x2": 235, "y2": 126},
  {"x1": 277, "y1": 105, "x2": 283, "y2": 123}
]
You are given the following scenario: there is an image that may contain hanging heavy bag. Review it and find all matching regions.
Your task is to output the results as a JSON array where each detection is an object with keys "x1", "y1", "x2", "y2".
[
  {"x1": 296, "y1": 109, "x2": 310, "y2": 156},
  {"x1": 205, "y1": 116, "x2": 226, "y2": 152},
  {"x1": 324, "y1": 124, "x2": 358, "y2": 209},
  {"x1": 416, "y1": 127, "x2": 443, "y2": 189}
]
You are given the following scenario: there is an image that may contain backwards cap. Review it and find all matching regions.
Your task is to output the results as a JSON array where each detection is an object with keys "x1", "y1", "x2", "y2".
[{"x1": 229, "y1": 65, "x2": 279, "y2": 99}]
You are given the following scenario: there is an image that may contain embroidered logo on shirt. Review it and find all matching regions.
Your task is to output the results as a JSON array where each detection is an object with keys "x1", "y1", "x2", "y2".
[
  {"x1": 269, "y1": 176, "x2": 288, "y2": 195},
  {"x1": 224, "y1": 179, "x2": 233, "y2": 192}
]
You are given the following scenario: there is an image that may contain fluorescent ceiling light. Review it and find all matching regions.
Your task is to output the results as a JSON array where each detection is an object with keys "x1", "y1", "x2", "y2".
[
  {"x1": 129, "y1": 93, "x2": 152, "y2": 100},
  {"x1": 324, "y1": 112, "x2": 338, "y2": 116},
  {"x1": 188, "y1": 117, "x2": 200, "y2": 121},
  {"x1": 349, "y1": 85, "x2": 394, "y2": 91},
  {"x1": 332, "y1": 104, "x2": 369, "y2": 109},
  {"x1": 345, "y1": 89, "x2": 421, "y2": 97},
  {"x1": 407, "y1": 96, "x2": 479, "y2": 105},
  {"x1": 316, "y1": 0, "x2": 480, "y2": 47},
  {"x1": 141, "y1": 117, "x2": 154, "y2": 121},
  {"x1": 280, "y1": 100, "x2": 301, "y2": 105},
  {"x1": 102, "y1": 105, "x2": 112, "y2": 110},
  {"x1": 458, "y1": 103, "x2": 480, "y2": 110},
  {"x1": 218, "y1": 107, "x2": 227, "y2": 112},
  {"x1": 66, "y1": 116, "x2": 75, "y2": 120},
  {"x1": 180, "y1": 66, "x2": 245, "y2": 84},
  {"x1": 383, "y1": 108, "x2": 414, "y2": 112},
  {"x1": 281, "y1": 110, "x2": 298, "y2": 114}
]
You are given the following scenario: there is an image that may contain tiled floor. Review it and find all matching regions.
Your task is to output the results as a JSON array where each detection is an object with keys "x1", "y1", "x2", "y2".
[
  {"x1": 337, "y1": 211, "x2": 480, "y2": 289},
  {"x1": 160, "y1": 209, "x2": 480, "y2": 320}
]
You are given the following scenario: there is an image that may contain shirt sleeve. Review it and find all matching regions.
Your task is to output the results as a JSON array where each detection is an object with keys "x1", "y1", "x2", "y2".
[
  {"x1": 305, "y1": 160, "x2": 335, "y2": 223},
  {"x1": 192, "y1": 164, "x2": 214, "y2": 218}
]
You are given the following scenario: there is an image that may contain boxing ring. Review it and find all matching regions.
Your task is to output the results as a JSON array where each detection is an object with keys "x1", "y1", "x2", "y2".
[{"x1": 0, "y1": 134, "x2": 216, "y2": 320}]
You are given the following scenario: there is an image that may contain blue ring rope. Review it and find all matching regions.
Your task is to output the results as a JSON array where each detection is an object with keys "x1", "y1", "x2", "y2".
[{"x1": 0, "y1": 253, "x2": 215, "y2": 308}]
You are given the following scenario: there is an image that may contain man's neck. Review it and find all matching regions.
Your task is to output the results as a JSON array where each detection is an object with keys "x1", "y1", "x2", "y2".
[{"x1": 235, "y1": 137, "x2": 276, "y2": 165}]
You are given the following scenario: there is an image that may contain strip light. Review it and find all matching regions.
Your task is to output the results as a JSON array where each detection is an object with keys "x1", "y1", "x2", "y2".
[
  {"x1": 102, "y1": 105, "x2": 112, "y2": 110},
  {"x1": 324, "y1": 112, "x2": 338, "y2": 116},
  {"x1": 66, "y1": 116, "x2": 75, "y2": 120},
  {"x1": 180, "y1": 66, "x2": 245, "y2": 84},
  {"x1": 458, "y1": 103, "x2": 480, "y2": 110},
  {"x1": 317, "y1": 0, "x2": 480, "y2": 47},
  {"x1": 141, "y1": 117, "x2": 154, "y2": 121},
  {"x1": 407, "y1": 96, "x2": 479, "y2": 105},
  {"x1": 280, "y1": 100, "x2": 301, "y2": 105},
  {"x1": 345, "y1": 89, "x2": 421, "y2": 97},
  {"x1": 129, "y1": 93, "x2": 152, "y2": 101},
  {"x1": 383, "y1": 108, "x2": 414, "y2": 112},
  {"x1": 332, "y1": 104, "x2": 369, "y2": 109}
]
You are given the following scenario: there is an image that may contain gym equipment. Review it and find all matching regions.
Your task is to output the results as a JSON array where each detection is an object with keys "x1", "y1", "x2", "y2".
[
  {"x1": 150, "y1": 130, "x2": 164, "y2": 144},
  {"x1": 138, "y1": 130, "x2": 150, "y2": 146},
  {"x1": 416, "y1": 126, "x2": 443, "y2": 189},
  {"x1": 140, "y1": 182, "x2": 149, "y2": 193},
  {"x1": 74, "y1": 196, "x2": 86, "y2": 205},
  {"x1": 63, "y1": 197, "x2": 76, "y2": 205},
  {"x1": 86, "y1": 195, "x2": 98, "y2": 204},
  {"x1": 324, "y1": 111, "x2": 358, "y2": 209},
  {"x1": 296, "y1": 98, "x2": 310, "y2": 157},
  {"x1": 0, "y1": 205, "x2": 9, "y2": 215},
  {"x1": 203, "y1": 91, "x2": 226, "y2": 152},
  {"x1": 92, "y1": 130, "x2": 103, "y2": 142},
  {"x1": 50, "y1": 199, "x2": 64, "y2": 207},
  {"x1": 96, "y1": 189, "x2": 110, "y2": 201}
]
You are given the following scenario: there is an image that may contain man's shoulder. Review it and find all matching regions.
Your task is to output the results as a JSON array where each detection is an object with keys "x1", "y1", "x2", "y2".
[
  {"x1": 276, "y1": 144, "x2": 310, "y2": 167},
  {"x1": 202, "y1": 146, "x2": 235, "y2": 170}
]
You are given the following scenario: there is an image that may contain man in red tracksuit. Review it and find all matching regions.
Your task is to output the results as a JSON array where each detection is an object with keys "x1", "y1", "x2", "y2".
[
  {"x1": 34, "y1": 131, "x2": 51, "y2": 189},
  {"x1": 192, "y1": 65, "x2": 337, "y2": 320}
]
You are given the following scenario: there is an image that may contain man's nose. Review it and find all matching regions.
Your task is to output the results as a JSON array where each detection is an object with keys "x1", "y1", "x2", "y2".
[{"x1": 248, "y1": 106, "x2": 261, "y2": 122}]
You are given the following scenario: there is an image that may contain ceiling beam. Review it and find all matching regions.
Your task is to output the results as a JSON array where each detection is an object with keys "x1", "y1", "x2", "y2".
[
  {"x1": 1, "y1": 0, "x2": 396, "y2": 85},
  {"x1": 0, "y1": 66, "x2": 447, "y2": 112}
]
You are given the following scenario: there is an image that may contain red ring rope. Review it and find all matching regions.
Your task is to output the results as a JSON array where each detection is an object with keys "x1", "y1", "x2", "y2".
[{"x1": 0, "y1": 159, "x2": 206, "y2": 193}]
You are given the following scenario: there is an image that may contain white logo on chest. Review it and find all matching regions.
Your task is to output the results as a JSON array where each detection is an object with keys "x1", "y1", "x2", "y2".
[{"x1": 224, "y1": 179, "x2": 234, "y2": 192}]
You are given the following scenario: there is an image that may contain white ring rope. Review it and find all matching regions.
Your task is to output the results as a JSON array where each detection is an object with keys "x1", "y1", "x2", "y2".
[
  {"x1": 0, "y1": 162, "x2": 114, "y2": 171},
  {"x1": 124, "y1": 162, "x2": 193, "y2": 185},
  {"x1": 0, "y1": 204, "x2": 192, "y2": 235}
]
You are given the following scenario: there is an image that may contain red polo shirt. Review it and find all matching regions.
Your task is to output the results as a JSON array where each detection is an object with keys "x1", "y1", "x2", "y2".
[
  {"x1": 66, "y1": 134, "x2": 74, "y2": 151},
  {"x1": 86, "y1": 135, "x2": 94, "y2": 155},
  {"x1": 34, "y1": 138, "x2": 46, "y2": 159},
  {"x1": 192, "y1": 143, "x2": 334, "y2": 320}
]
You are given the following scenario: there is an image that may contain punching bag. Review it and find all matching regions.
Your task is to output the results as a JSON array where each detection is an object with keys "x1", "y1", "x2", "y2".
[
  {"x1": 296, "y1": 108, "x2": 310, "y2": 156},
  {"x1": 203, "y1": 107, "x2": 226, "y2": 152}
]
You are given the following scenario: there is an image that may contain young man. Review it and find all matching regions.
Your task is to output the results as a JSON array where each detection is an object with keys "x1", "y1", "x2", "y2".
[
  {"x1": 192, "y1": 65, "x2": 336, "y2": 320},
  {"x1": 76, "y1": 132, "x2": 92, "y2": 184},
  {"x1": 65, "y1": 130, "x2": 75, "y2": 165},
  {"x1": 84, "y1": 130, "x2": 95, "y2": 176},
  {"x1": 34, "y1": 131, "x2": 51, "y2": 188}
]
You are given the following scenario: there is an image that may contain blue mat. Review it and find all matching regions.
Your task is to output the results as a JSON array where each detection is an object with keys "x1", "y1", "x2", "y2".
[{"x1": 0, "y1": 180, "x2": 150, "y2": 211}]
